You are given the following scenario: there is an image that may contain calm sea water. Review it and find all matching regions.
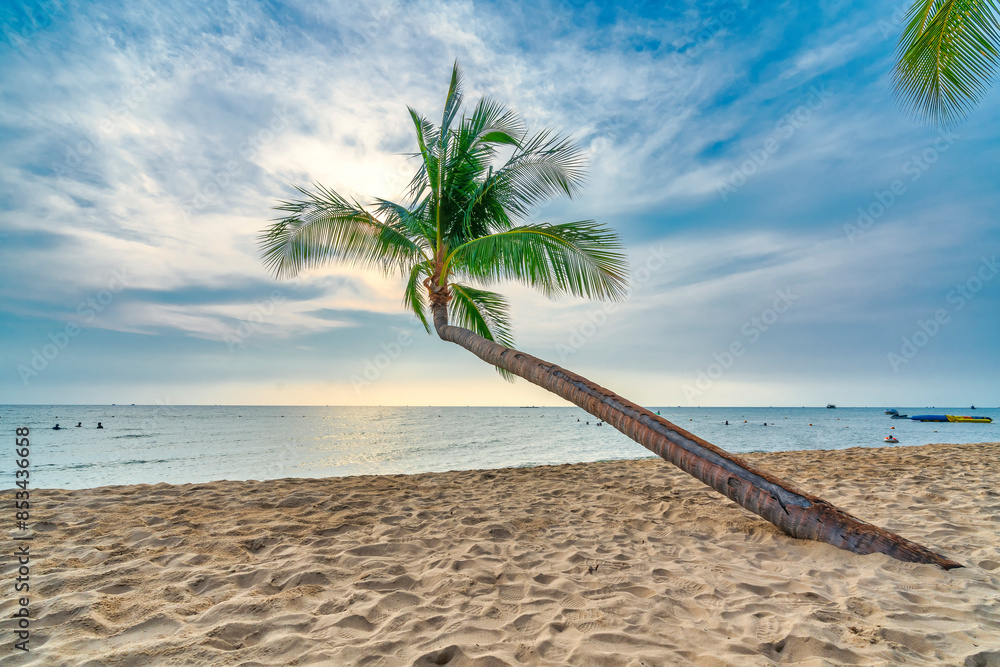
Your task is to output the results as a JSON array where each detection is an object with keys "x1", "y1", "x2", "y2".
[{"x1": 2, "y1": 405, "x2": 995, "y2": 489}]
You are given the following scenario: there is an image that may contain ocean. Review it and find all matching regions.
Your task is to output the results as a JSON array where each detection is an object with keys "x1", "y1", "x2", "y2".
[{"x1": 3, "y1": 405, "x2": 995, "y2": 490}]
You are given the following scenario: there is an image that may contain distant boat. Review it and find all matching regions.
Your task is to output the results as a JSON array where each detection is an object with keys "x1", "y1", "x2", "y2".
[
  {"x1": 971, "y1": 405, "x2": 976, "y2": 409},
  {"x1": 826, "y1": 404, "x2": 836, "y2": 409},
  {"x1": 885, "y1": 409, "x2": 898, "y2": 415},
  {"x1": 890, "y1": 413, "x2": 908, "y2": 419}
]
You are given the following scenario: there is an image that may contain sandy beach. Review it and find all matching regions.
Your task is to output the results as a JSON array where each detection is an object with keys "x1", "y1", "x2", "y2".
[{"x1": 5, "y1": 442, "x2": 1000, "y2": 666}]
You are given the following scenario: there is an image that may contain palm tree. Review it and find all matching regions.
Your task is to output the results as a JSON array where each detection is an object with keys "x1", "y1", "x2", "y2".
[
  {"x1": 893, "y1": 0, "x2": 1000, "y2": 127},
  {"x1": 260, "y1": 62, "x2": 959, "y2": 570}
]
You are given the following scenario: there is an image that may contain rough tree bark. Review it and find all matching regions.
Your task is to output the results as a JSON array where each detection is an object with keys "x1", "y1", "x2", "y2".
[{"x1": 430, "y1": 299, "x2": 961, "y2": 570}]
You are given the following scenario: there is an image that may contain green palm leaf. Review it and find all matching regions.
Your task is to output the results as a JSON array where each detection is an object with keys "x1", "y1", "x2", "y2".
[
  {"x1": 259, "y1": 184, "x2": 428, "y2": 280},
  {"x1": 374, "y1": 197, "x2": 435, "y2": 247},
  {"x1": 461, "y1": 130, "x2": 588, "y2": 232},
  {"x1": 408, "y1": 107, "x2": 440, "y2": 196},
  {"x1": 440, "y1": 61, "x2": 464, "y2": 142},
  {"x1": 444, "y1": 222, "x2": 630, "y2": 301},
  {"x1": 893, "y1": 0, "x2": 1000, "y2": 126},
  {"x1": 402, "y1": 261, "x2": 433, "y2": 333},
  {"x1": 449, "y1": 283, "x2": 516, "y2": 380}
]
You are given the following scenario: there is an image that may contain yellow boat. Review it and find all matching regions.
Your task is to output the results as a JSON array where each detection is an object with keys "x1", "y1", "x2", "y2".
[{"x1": 946, "y1": 415, "x2": 993, "y2": 423}]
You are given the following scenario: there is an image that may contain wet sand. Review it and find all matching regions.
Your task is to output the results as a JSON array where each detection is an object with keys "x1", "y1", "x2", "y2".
[{"x1": 4, "y1": 442, "x2": 1000, "y2": 666}]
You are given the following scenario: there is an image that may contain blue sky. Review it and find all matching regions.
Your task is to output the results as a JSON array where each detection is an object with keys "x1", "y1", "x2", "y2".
[{"x1": 1, "y1": 0, "x2": 998, "y2": 406}]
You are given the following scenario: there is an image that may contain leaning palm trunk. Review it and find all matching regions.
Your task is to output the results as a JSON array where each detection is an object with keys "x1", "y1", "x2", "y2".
[{"x1": 432, "y1": 302, "x2": 961, "y2": 570}]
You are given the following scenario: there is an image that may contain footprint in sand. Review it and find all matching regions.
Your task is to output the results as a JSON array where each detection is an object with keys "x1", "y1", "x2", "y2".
[
  {"x1": 535, "y1": 637, "x2": 574, "y2": 663},
  {"x1": 482, "y1": 602, "x2": 521, "y2": 624},
  {"x1": 498, "y1": 584, "x2": 525, "y2": 603},
  {"x1": 652, "y1": 570, "x2": 706, "y2": 596},
  {"x1": 510, "y1": 612, "x2": 543, "y2": 636},
  {"x1": 562, "y1": 606, "x2": 605, "y2": 630},
  {"x1": 753, "y1": 613, "x2": 783, "y2": 643},
  {"x1": 845, "y1": 596, "x2": 878, "y2": 618}
]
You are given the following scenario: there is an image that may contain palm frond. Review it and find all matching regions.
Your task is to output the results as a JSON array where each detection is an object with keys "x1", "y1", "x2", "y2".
[
  {"x1": 445, "y1": 221, "x2": 630, "y2": 301},
  {"x1": 259, "y1": 184, "x2": 428, "y2": 279},
  {"x1": 408, "y1": 107, "x2": 440, "y2": 194},
  {"x1": 465, "y1": 96, "x2": 524, "y2": 143},
  {"x1": 893, "y1": 0, "x2": 1000, "y2": 127},
  {"x1": 449, "y1": 96, "x2": 524, "y2": 172},
  {"x1": 402, "y1": 260, "x2": 433, "y2": 333},
  {"x1": 405, "y1": 156, "x2": 430, "y2": 203},
  {"x1": 373, "y1": 197, "x2": 435, "y2": 248},
  {"x1": 479, "y1": 130, "x2": 589, "y2": 224},
  {"x1": 449, "y1": 283, "x2": 516, "y2": 380},
  {"x1": 440, "y1": 61, "x2": 464, "y2": 141}
]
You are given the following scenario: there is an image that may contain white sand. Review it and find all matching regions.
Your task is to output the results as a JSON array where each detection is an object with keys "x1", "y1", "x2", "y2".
[{"x1": 4, "y1": 442, "x2": 1000, "y2": 666}]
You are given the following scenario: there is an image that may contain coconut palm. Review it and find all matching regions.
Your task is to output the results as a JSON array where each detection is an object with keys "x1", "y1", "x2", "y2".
[
  {"x1": 893, "y1": 0, "x2": 1000, "y2": 127},
  {"x1": 260, "y1": 62, "x2": 959, "y2": 570}
]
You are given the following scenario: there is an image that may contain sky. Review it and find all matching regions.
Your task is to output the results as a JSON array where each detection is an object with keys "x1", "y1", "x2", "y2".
[{"x1": 1, "y1": 0, "x2": 998, "y2": 407}]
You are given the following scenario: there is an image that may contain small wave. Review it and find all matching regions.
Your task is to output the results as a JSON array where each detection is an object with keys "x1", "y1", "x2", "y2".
[
  {"x1": 33, "y1": 461, "x2": 93, "y2": 469},
  {"x1": 47, "y1": 462, "x2": 99, "y2": 470},
  {"x1": 46, "y1": 458, "x2": 175, "y2": 471},
  {"x1": 112, "y1": 434, "x2": 154, "y2": 439}
]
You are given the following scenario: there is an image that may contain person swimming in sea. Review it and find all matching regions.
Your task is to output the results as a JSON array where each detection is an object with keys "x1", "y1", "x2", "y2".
[
  {"x1": 52, "y1": 424, "x2": 61, "y2": 430},
  {"x1": 96, "y1": 422, "x2": 103, "y2": 429},
  {"x1": 76, "y1": 422, "x2": 82, "y2": 427}
]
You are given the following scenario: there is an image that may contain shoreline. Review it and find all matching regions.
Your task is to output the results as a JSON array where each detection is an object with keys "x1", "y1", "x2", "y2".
[
  {"x1": 18, "y1": 439, "x2": 1000, "y2": 494},
  {"x1": 6, "y1": 442, "x2": 999, "y2": 665}
]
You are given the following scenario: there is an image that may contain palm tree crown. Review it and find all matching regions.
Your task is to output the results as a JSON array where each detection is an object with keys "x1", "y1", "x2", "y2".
[{"x1": 259, "y1": 62, "x2": 629, "y2": 374}]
